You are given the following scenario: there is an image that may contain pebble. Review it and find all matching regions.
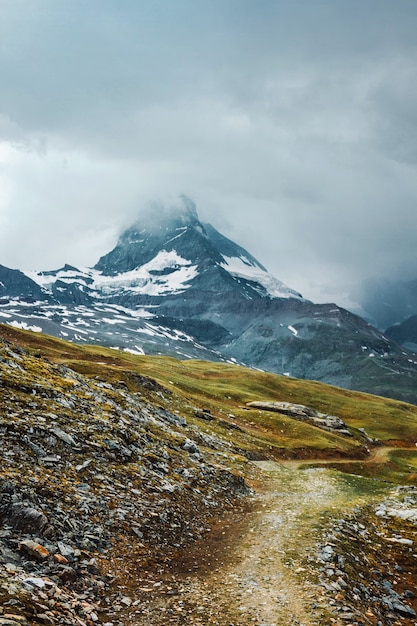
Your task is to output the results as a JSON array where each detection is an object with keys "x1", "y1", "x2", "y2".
[{"x1": 23, "y1": 576, "x2": 46, "y2": 588}]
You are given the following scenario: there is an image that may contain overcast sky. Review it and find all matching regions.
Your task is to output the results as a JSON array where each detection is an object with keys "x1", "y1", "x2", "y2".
[{"x1": 1, "y1": 0, "x2": 417, "y2": 307}]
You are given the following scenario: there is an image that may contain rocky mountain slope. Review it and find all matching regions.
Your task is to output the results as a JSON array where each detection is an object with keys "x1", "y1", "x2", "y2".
[
  {"x1": 0, "y1": 325, "x2": 250, "y2": 625},
  {"x1": 2, "y1": 197, "x2": 417, "y2": 404},
  {"x1": 3, "y1": 326, "x2": 417, "y2": 624}
]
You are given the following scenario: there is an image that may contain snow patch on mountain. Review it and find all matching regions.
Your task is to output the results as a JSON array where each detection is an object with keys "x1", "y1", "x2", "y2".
[
  {"x1": 220, "y1": 255, "x2": 303, "y2": 300},
  {"x1": 24, "y1": 268, "x2": 91, "y2": 290},
  {"x1": 8, "y1": 320, "x2": 42, "y2": 333},
  {"x1": 25, "y1": 250, "x2": 198, "y2": 298},
  {"x1": 94, "y1": 250, "x2": 198, "y2": 296}
]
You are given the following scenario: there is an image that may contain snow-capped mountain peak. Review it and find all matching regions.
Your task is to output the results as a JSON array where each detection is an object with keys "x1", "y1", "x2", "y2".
[
  {"x1": 90, "y1": 198, "x2": 302, "y2": 302},
  {"x1": 25, "y1": 203, "x2": 302, "y2": 302}
]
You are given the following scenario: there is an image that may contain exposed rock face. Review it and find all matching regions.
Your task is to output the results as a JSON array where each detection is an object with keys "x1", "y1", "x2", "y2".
[
  {"x1": 246, "y1": 401, "x2": 352, "y2": 436},
  {"x1": 2, "y1": 196, "x2": 417, "y2": 404},
  {"x1": 0, "y1": 265, "x2": 47, "y2": 301}
]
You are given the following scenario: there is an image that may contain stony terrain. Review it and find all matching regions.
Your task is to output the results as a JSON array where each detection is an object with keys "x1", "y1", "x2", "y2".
[
  {"x1": 0, "y1": 331, "x2": 249, "y2": 625},
  {"x1": 318, "y1": 486, "x2": 417, "y2": 624},
  {"x1": 103, "y1": 464, "x2": 417, "y2": 626}
]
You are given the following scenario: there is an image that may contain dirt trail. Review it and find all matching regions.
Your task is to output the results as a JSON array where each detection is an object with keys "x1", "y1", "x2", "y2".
[
  {"x1": 280, "y1": 444, "x2": 400, "y2": 469},
  {"x1": 115, "y1": 461, "x2": 387, "y2": 626}
]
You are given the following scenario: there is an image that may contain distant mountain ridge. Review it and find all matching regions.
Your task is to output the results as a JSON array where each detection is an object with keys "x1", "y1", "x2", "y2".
[
  {"x1": 2, "y1": 196, "x2": 417, "y2": 404},
  {"x1": 353, "y1": 275, "x2": 417, "y2": 354},
  {"x1": 354, "y1": 276, "x2": 417, "y2": 330}
]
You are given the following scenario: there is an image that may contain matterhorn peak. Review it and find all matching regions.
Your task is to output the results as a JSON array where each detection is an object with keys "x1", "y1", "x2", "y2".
[
  {"x1": 94, "y1": 196, "x2": 209, "y2": 274},
  {"x1": 121, "y1": 195, "x2": 201, "y2": 244}
]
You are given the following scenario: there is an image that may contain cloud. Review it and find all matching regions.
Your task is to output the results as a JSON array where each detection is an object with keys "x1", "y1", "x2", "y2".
[{"x1": 0, "y1": 0, "x2": 416, "y2": 306}]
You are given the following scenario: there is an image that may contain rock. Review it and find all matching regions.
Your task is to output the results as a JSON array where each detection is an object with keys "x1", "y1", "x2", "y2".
[
  {"x1": 7, "y1": 503, "x2": 54, "y2": 537},
  {"x1": 319, "y1": 494, "x2": 417, "y2": 625},
  {"x1": 320, "y1": 545, "x2": 334, "y2": 561},
  {"x1": 53, "y1": 553, "x2": 69, "y2": 564},
  {"x1": 247, "y1": 401, "x2": 315, "y2": 418},
  {"x1": 51, "y1": 427, "x2": 76, "y2": 446},
  {"x1": 393, "y1": 600, "x2": 417, "y2": 617},
  {"x1": 0, "y1": 480, "x2": 15, "y2": 495},
  {"x1": 52, "y1": 565, "x2": 77, "y2": 582},
  {"x1": 0, "y1": 327, "x2": 251, "y2": 626},
  {"x1": 35, "y1": 614, "x2": 55, "y2": 624},
  {"x1": 194, "y1": 409, "x2": 215, "y2": 421},
  {"x1": 156, "y1": 407, "x2": 186, "y2": 426},
  {"x1": 245, "y1": 401, "x2": 350, "y2": 435},
  {"x1": 76, "y1": 459, "x2": 93, "y2": 472},
  {"x1": 318, "y1": 414, "x2": 346, "y2": 430},
  {"x1": 182, "y1": 439, "x2": 199, "y2": 454},
  {"x1": 19, "y1": 540, "x2": 50, "y2": 562},
  {"x1": 386, "y1": 536, "x2": 413, "y2": 545},
  {"x1": 57, "y1": 542, "x2": 77, "y2": 558},
  {"x1": 23, "y1": 576, "x2": 46, "y2": 588},
  {"x1": 337, "y1": 429, "x2": 353, "y2": 437},
  {"x1": 382, "y1": 596, "x2": 417, "y2": 617},
  {"x1": 41, "y1": 455, "x2": 62, "y2": 465},
  {"x1": 24, "y1": 437, "x2": 46, "y2": 457}
]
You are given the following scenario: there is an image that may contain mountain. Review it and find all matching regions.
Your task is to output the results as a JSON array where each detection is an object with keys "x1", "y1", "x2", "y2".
[
  {"x1": 353, "y1": 276, "x2": 417, "y2": 330},
  {"x1": 0, "y1": 264, "x2": 49, "y2": 300},
  {"x1": 352, "y1": 275, "x2": 417, "y2": 353},
  {"x1": 385, "y1": 314, "x2": 417, "y2": 352},
  {"x1": 2, "y1": 196, "x2": 417, "y2": 404}
]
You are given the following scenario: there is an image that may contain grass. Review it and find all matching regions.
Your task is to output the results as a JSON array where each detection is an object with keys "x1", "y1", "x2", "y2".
[{"x1": 4, "y1": 323, "x2": 417, "y2": 466}]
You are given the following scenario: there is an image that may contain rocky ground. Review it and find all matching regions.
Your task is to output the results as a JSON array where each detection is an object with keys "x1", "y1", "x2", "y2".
[
  {"x1": 318, "y1": 487, "x2": 417, "y2": 625},
  {"x1": 106, "y1": 463, "x2": 417, "y2": 626},
  {"x1": 0, "y1": 333, "x2": 250, "y2": 625}
]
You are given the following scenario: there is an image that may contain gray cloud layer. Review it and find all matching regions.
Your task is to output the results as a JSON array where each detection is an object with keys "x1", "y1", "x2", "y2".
[{"x1": 0, "y1": 0, "x2": 416, "y2": 306}]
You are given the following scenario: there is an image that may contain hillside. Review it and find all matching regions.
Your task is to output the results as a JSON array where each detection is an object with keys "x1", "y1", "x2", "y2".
[
  {"x1": 0, "y1": 324, "x2": 251, "y2": 625},
  {"x1": 6, "y1": 323, "x2": 417, "y2": 456},
  {"x1": 3, "y1": 325, "x2": 417, "y2": 624}
]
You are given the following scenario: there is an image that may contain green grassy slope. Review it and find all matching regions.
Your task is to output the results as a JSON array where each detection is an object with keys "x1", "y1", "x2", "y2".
[{"x1": 4, "y1": 324, "x2": 417, "y2": 465}]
